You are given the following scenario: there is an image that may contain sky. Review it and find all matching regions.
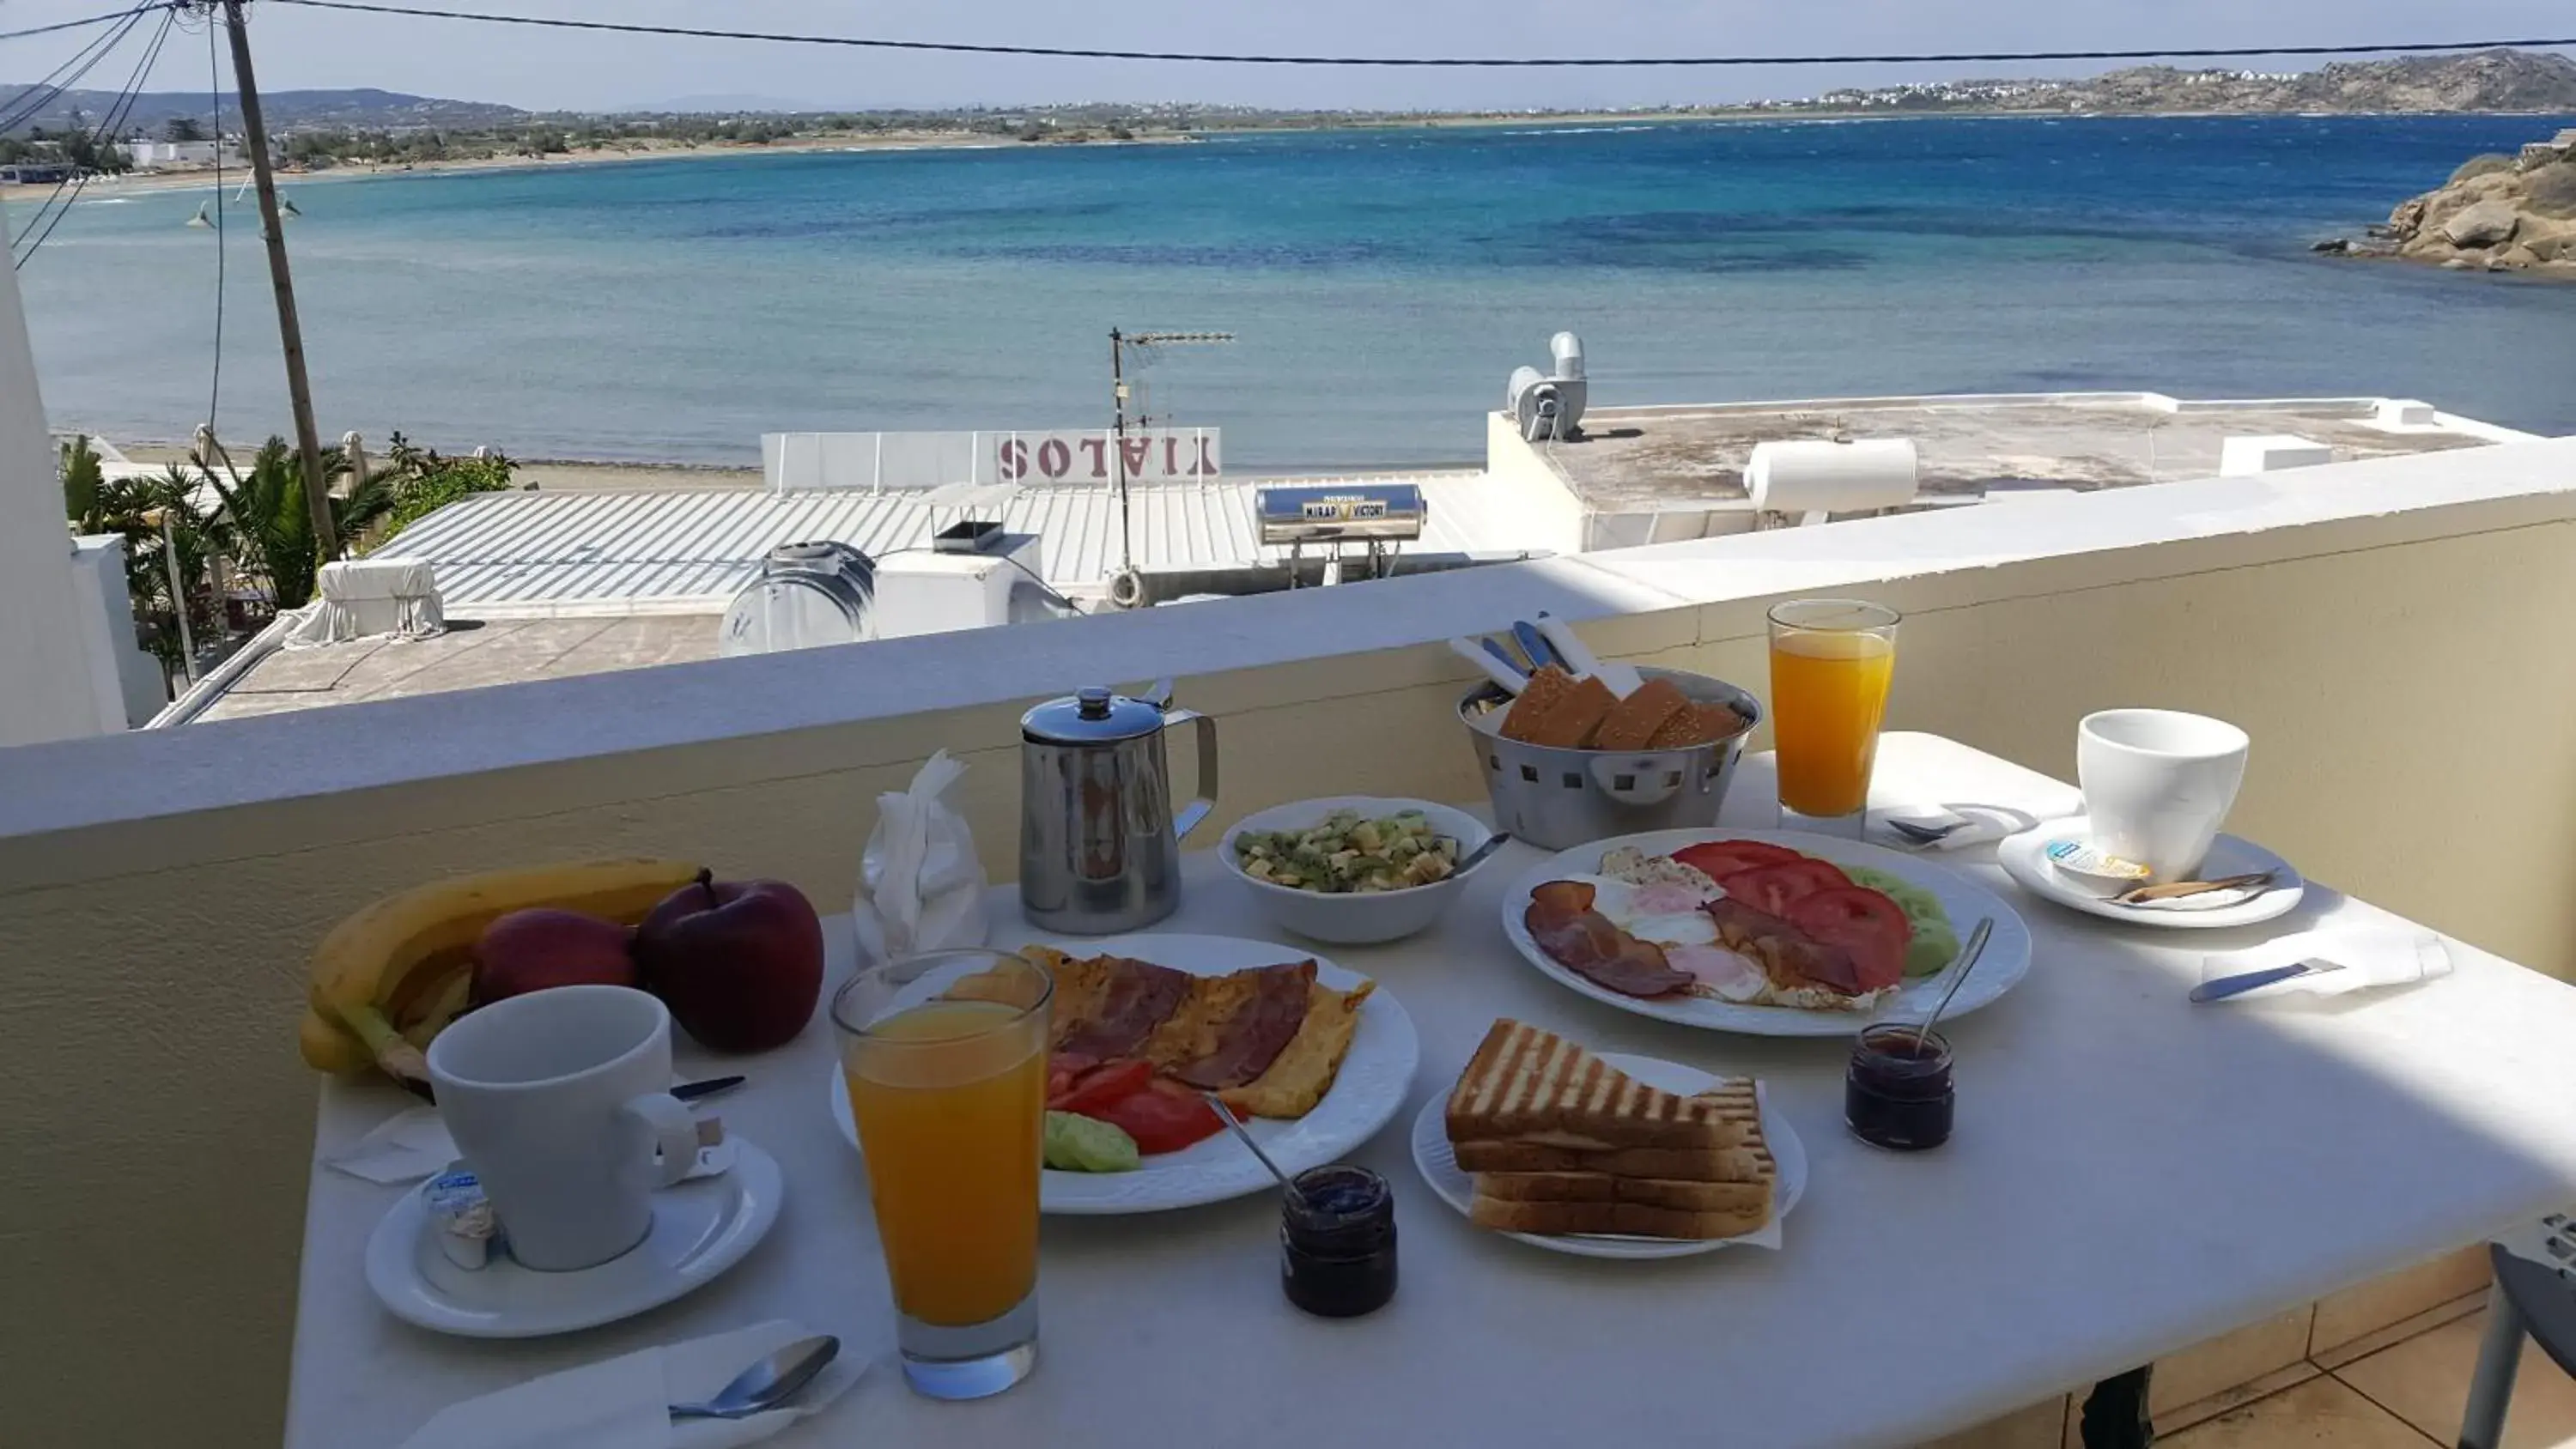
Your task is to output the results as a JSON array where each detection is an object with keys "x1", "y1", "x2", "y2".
[{"x1": 2, "y1": 0, "x2": 2572, "y2": 112}]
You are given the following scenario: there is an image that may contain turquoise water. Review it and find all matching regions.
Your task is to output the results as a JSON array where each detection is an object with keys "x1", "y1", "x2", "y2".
[{"x1": 15, "y1": 114, "x2": 2576, "y2": 469}]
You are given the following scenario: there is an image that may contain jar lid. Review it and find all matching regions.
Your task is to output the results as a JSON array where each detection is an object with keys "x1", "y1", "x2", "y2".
[{"x1": 1022, "y1": 687, "x2": 1166, "y2": 744}]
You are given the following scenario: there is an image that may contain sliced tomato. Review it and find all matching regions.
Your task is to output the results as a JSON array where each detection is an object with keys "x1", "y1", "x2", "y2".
[
  {"x1": 1051, "y1": 1058, "x2": 1151, "y2": 1116},
  {"x1": 1672, "y1": 840, "x2": 1804, "y2": 882},
  {"x1": 1722, "y1": 858, "x2": 1853, "y2": 916},
  {"x1": 1087, "y1": 1078, "x2": 1224, "y2": 1155},
  {"x1": 1045, "y1": 1052, "x2": 1102, "y2": 1102},
  {"x1": 1786, "y1": 886, "x2": 1911, "y2": 991}
]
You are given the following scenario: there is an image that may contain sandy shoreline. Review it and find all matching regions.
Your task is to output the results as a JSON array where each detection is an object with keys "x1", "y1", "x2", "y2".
[{"x1": 0, "y1": 128, "x2": 1167, "y2": 204}]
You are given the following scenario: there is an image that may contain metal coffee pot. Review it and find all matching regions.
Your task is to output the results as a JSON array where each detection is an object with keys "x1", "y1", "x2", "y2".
[{"x1": 1018, "y1": 680, "x2": 1219, "y2": 934}]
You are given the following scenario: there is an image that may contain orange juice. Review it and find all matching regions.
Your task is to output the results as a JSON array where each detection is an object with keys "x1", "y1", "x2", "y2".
[
  {"x1": 1770, "y1": 627, "x2": 1896, "y2": 817},
  {"x1": 844, "y1": 1000, "x2": 1045, "y2": 1327}
]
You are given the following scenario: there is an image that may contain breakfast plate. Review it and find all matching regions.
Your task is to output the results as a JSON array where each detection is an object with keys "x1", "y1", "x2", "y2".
[
  {"x1": 1998, "y1": 818, "x2": 2305, "y2": 930},
  {"x1": 1410, "y1": 1052, "x2": 1807, "y2": 1260},
  {"x1": 829, "y1": 933, "x2": 1419, "y2": 1214},
  {"x1": 1497, "y1": 828, "x2": 2033, "y2": 1037},
  {"x1": 364, "y1": 1136, "x2": 783, "y2": 1338}
]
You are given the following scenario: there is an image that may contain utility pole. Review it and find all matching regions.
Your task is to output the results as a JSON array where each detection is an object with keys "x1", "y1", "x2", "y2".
[{"x1": 219, "y1": 0, "x2": 335, "y2": 558}]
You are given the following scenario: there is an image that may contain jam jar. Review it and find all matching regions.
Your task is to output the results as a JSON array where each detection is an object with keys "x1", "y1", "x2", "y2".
[
  {"x1": 1845, "y1": 1022, "x2": 1954, "y2": 1151},
  {"x1": 1279, "y1": 1165, "x2": 1397, "y2": 1318}
]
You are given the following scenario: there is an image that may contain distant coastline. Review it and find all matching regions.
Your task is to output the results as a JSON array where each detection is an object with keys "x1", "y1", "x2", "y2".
[{"x1": 21, "y1": 103, "x2": 2576, "y2": 207}]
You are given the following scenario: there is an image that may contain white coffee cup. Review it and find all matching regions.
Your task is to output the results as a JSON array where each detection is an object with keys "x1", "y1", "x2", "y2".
[
  {"x1": 2077, "y1": 709, "x2": 2251, "y2": 882},
  {"x1": 427, "y1": 985, "x2": 699, "y2": 1271}
]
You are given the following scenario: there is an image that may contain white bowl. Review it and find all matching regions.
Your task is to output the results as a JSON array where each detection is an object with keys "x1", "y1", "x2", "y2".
[{"x1": 1218, "y1": 796, "x2": 1495, "y2": 945}]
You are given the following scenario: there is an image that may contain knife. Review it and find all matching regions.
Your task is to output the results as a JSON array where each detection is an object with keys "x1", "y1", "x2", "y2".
[
  {"x1": 671, "y1": 1075, "x2": 745, "y2": 1102},
  {"x1": 2190, "y1": 960, "x2": 2343, "y2": 1003},
  {"x1": 1510, "y1": 621, "x2": 1563, "y2": 674}
]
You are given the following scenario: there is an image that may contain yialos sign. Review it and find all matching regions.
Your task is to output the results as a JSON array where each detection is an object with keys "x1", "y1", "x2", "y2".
[
  {"x1": 761, "y1": 429, "x2": 1221, "y2": 493},
  {"x1": 995, "y1": 428, "x2": 1220, "y2": 484}
]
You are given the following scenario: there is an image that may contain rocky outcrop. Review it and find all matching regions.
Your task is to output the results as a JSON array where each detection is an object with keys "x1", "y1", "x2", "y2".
[{"x1": 2335, "y1": 130, "x2": 2576, "y2": 280}]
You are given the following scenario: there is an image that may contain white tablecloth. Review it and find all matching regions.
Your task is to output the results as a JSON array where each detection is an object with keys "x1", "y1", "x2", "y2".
[{"x1": 287, "y1": 733, "x2": 2576, "y2": 1449}]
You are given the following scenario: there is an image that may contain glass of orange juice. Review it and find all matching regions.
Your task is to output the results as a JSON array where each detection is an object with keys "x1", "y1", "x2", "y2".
[
  {"x1": 832, "y1": 949, "x2": 1052, "y2": 1400},
  {"x1": 1767, "y1": 599, "x2": 1901, "y2": 835}
]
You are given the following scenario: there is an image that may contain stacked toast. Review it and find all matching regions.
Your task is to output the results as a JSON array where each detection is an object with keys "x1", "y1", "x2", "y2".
[
  {"x1": 1443, "y1": 1018, "x2": 1774, "y2": 1240},
  {"x1": 1498, "y1": 666, "x2": 1745, "y2": 751}
]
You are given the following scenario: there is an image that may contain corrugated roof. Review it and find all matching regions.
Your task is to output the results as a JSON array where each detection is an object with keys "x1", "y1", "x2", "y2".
[{"x1": 381, "y1": 473, "x2": 1533, "y2": 615}]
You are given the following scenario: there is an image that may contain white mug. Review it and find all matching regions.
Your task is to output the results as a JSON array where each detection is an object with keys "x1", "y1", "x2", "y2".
[
  {"x1": 427, "y1": 985, "x2": 699, "y2": 1271},
  {"x1": 2077, "y1": 709, "x2": 2251, "y2": 882}
]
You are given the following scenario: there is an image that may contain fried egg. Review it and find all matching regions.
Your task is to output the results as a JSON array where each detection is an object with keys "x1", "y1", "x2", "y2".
[{"x1": 1553, "y1": 873, "x2": 1722, "y2": 949}]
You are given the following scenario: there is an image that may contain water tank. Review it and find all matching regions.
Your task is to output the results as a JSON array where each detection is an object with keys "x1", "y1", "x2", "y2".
[
  {"x1": 1746, "y1": 439, "x2": 1920, "y2": 517},
  {"x1": 718, "y1": 541, "x2": 877, "y2": 656}
]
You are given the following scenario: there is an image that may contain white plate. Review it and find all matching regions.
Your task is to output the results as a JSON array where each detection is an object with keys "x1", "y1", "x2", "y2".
[
  {"x1": 1998, "y1": 818, "x2": 2306, "y2": 930},
  {"x1": 1410, "y1": 1052, "x2": 1807, "y2": 1259},
  {"x1": 829, "y1": 933, "x2": 1419, "y2": 1215},
  {"x1": 364, "y1": 1137, "x2": 783, "y2": 1338},
  {"x1": 1497, "y1": 828, "x2": 2034, "y2": 1037}
]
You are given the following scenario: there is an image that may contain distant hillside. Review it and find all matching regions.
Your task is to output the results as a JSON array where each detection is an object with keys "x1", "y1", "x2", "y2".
[
  {"x1": 0, "y1": 86, "x2": 523, "y2": 136},
  {"x1": 1814, "y1": 48, "x2": 2576, "y2": 115}
]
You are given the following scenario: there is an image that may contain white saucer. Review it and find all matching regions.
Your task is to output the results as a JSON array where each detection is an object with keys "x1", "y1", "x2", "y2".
[
  {"x1": 1998, "y1": 817, "x2": 2305, "y2": 930},
  {"x1": 364, "y1": 1137, "x2": 783, "y2": 1338},
  {"x1": 1410, "y1": 1052, "x2": 1806, "y2": 1260}
]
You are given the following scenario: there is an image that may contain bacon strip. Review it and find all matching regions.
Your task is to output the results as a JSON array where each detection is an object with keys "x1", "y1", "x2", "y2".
[
  {"x1": 1168, "y1": 961, "x2": 1315, "y2": 1088},
  {"x1": 1524, "y1": 881, "x2": 1694, "y2": 999},
  {"x1": 1703, "y1": 898, "x2": 1866, "y2": 996},
  {"x1": 1054, "y1": 957, "x2": 1192, "y2": 1059}
]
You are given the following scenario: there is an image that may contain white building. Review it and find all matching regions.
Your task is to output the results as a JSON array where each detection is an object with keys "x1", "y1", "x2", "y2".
[{"x1": 118, "y1": 137, "x2": 246, "y2": 170}]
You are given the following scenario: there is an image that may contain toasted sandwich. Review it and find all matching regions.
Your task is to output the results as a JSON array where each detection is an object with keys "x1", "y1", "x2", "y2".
[
  {"x1": 1446, "y1": 1019, "x2": 1774, "y2": 1240},
  {"x1": 1444, "y1": 1018, "x2": 1757, "y2": 1152}
]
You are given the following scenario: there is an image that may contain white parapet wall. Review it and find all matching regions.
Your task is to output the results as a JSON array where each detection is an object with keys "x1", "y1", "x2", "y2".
[{"x1": 0, "y1": 215, "x2": 120, "y2": 746}]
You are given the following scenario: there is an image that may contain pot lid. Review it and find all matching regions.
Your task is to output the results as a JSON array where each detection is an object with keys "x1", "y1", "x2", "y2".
[{"x1": 1022, "y1": 687, "x2": 1166, "y2": 744}]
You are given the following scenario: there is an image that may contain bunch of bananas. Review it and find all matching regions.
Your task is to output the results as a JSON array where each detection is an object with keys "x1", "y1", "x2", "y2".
[{"x1": 299, "y1": 858, "x2": 704, "y2": 1091}]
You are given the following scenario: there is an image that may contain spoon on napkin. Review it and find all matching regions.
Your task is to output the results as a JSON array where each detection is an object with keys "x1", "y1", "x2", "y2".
[{"x1": 669, "y1": 1336, "x2": 839, "y2": 1422}]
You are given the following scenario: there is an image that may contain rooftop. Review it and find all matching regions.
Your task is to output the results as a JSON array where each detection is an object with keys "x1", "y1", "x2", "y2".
[
  {"x1": 1535, "y1": 393, "x2": 2511, "y2": 510},
  {"x1": 189, "y1": 616, "x2": 718, "y2": 724}
]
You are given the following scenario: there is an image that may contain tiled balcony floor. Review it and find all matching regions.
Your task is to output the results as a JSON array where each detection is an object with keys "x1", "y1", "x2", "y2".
[
  {"x1": 1929, "y1": 1247, "x2": 2576, "y2": 1448},
  {"x1": 2171, "y1": 1301, "x2": 2576, "y2": 1448}
]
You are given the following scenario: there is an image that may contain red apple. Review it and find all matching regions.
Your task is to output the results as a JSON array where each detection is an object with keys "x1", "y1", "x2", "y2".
[
  {"x1": 472, "y1": 908, "x2": 639, "y2": 1004},
  {"x1": 633, "y1": 870, "x2": 824, "y2": 1053}
]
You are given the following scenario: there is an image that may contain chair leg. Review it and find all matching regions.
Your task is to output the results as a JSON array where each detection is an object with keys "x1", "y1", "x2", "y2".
[{"x1": 2459, "y1": 1282, "x2": 2526, "y2": 1449}]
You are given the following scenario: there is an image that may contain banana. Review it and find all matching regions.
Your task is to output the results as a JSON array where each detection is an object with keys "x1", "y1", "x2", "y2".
[{"x1": 298, "y1": 858, "x2": 704, "y2": 1083}]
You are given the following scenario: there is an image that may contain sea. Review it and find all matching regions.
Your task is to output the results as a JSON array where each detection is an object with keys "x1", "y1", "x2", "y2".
[{"x1": 15, "y1": 113, "x2": 2576, "y2": 471}]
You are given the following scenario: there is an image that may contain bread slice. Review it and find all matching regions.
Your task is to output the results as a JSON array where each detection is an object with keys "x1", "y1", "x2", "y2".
[
  {"x1": 1588, "y1": 676, "x2": 1691, "y2": 751},
  {"x1": 1444, "y1": 1019, "x2": 1756, "y2": 1151},
  {"x1": 1473, "y1": 1170, "x2": 1772, "y2": 1217},
  {"x1": 1467, "y1": 1191, "x2": 1767, "y2": 1241},
  {"x1": 1646, "y1": 700, "x2": 1750, "y2": 749},
  {"x1": 1499, "y1": 666, "x2": 1619, "y2": 749},
  {"x1": 1451, "y1": 1137, "x2": 1773, "y2": 1183}
]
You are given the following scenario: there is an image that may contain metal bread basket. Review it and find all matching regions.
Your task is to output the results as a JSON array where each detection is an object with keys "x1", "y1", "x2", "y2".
[{"x1": 1458, "y1": 666, "x2": 1762, "y2": 852}]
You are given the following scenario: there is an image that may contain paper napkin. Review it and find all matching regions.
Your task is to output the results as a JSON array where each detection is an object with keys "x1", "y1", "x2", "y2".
[
  {"x1": 1877, "y1": 793, "x2": 2082, "y2": 852},
  {"x1": 2196, "y1": 925, "x2": 2454, "y2": 1001},
  {"x1": 324, "y1": 1105, "x2": 733, "y2": 1185},
  {"x1": 396, "y1": 1319, "x2": 860, "y2": 1449}
]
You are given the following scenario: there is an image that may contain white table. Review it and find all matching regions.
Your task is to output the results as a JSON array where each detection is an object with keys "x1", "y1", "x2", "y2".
[{"x1": 289, "y1": 733, "x2": 2576, "y2": 1449}]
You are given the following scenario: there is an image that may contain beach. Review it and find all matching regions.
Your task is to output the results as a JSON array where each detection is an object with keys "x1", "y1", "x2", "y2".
[{"x1": 16, "y1": 113, "x2": 2576, "y2": 470}]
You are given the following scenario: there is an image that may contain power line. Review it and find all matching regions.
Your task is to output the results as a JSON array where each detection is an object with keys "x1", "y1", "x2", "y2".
[
  {"x1": 0, "y1": 3, "x2": 169, "y2": 45},
  {"x1": 15, "y1": 6, "x2": 177, "y2": 268},
  {"x1": 265, "y1": 1, "x2": 2576, "y2": 68},
  {"x1": 200, "y1": 3, "x2": 224, "y2": 427},
  {"x1": 0, "y1": 3, "x2": 151, "y2": 132}
]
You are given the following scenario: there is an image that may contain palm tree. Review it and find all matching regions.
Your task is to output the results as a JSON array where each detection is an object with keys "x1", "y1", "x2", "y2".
[{"x1": 199, "y1": 438, "x2": 392, "y2": 611}]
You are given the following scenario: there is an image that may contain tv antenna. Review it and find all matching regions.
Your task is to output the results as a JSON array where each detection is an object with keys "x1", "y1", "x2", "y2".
[{"x1": 1107, "y1": 329, "x2": 1233, "y2": 596}]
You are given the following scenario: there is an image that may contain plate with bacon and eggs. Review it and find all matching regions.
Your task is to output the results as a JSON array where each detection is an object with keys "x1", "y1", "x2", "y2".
[
  {"x1": 829, "y1": 934, "x2": 1419, "y2": 1213},
  {"x1": 1499, "y1": 829, "x2": 2032, "y2": 1037}
]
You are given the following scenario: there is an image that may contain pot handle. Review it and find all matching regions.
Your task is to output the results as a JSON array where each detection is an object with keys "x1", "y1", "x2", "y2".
[{"x1": 1165, "y1": 707, "x2": 1219, "y2": 841}]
